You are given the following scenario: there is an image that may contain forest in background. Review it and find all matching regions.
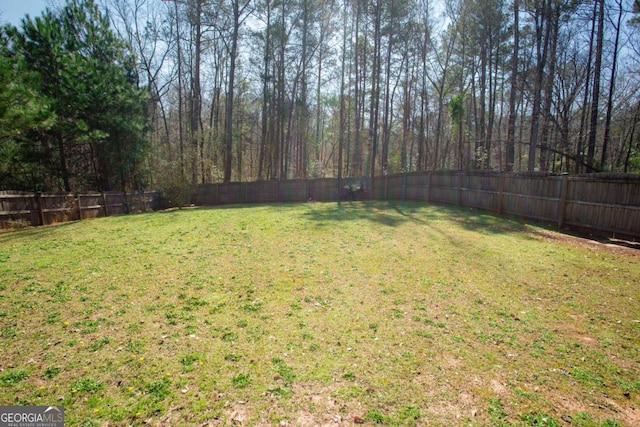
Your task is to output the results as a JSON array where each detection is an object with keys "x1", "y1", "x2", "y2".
[{"x1": 1, "y1": 0, "x2": 640, "y2": 194}]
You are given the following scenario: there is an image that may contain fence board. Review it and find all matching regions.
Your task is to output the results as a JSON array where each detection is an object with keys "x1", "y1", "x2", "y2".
[{"x1": 0, "y1": 191, "x2": 158, "y2": 230}]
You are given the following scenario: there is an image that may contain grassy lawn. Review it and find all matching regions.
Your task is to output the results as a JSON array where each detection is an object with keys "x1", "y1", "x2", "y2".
[{"x1": 0, "y1": 201, "x2": 638, "y2": 426}]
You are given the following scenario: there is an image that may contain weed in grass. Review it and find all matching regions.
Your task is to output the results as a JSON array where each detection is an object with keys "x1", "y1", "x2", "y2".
[
  {"x1": 1, "y1": 326, "x2": 17, "y2": 338},
  {"x1": 183, "y1": 296, "x2": 208, "y2": 311},
  {"x1": 0, "y1": 369, "x2": 27, "y2": 385},
  {"x1": 488, "y1": 397, "x2": 509, "y2": 425},
  {"x1": 46, "y1": 311, "x2": 60, "y2": 324},
  {"x1": 242, "y1": 300, "x2": 263, "y2": 312},
  {"x1": 342, "y1": 372, "x2": 356, "y2": 381},
  {"x1": 231, "y1": 373, "x2": 250, "y2": 388},
  {"x1": 521, "y1": 412, "x2": 561, "y2": 426},
  {"x1": 268, "y1": 385, "x2": 291, "y2": 398},
  {"x1": 179, "y1": 353, "x2": 202, "y2": 373},
  {"x1": 43, "y1": 366, "x2": 61, "y2": 379},
  {"x1": 571, "y1": 367, "x2": 605, "y2": 387},
  {"x1": 393, "y1": 406, "x2": 421, "y2": 425},
  {"x1": 224, "y1": 353, "x2": 242, "y2": 362},
  {"x1": 87, "y1": 336, "x2": 110, "y2": 352},
  {"x1": 392, "y1": 308, "x2": 404, "y2": 319},
  {"x1": 221, "y1": 331, "x2": 238, "y2": 342},
  {"x1": 365, "y1": 407, "x2": 385, "y2": 423},
  {"x1": 70, "y1": 378, "x2": 103, "y2": 394},
  {"x1": 413, "y1": 330, "x2": 434, "y2": 339},
  {"x1": 75, "y1": 319, "x2": 102, "y2": 335},
  {"x1": 145, "y1": 377, "x2": 171, "y2": 400},
  {"x1": 570, "y1": 412, "x2": 593, "y2": 425},
  {"x1": 271, "y1": 358, "x2": 296, "y2": 383}
]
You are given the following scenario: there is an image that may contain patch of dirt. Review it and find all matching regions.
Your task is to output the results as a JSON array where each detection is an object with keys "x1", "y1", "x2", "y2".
[
  {"x1": 532, "y1": 230, "x2": 640, "y2": 258},
  {"x1": 230, "y1": 382, "x2": 366, "y2": 426},
  {"x1": 555, "y1": 395, "x2": 640, "y2": 427},
  {"x1": 422, "y1": 389, "x2": 481, "y2": 422},
  {"x1": 225, "y1": 402, "x2": 250, "y2": 426},
  {"x1": 490, "y1": 379, "x2": 509, "y2": 396},
  {"x1": 622, "y1": 405, "x2": 640, "y2": 426}
]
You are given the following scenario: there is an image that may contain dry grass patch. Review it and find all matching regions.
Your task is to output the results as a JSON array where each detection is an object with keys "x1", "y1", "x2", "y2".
[{"x1": 0, "y1": 201, "x2": 638, "y2": 426}]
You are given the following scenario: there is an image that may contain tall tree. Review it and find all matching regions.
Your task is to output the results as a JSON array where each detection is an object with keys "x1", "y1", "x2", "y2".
[
  {"x1": 505, "y1": 0, "x2": 519, "y2": 172},
  {"x1": 586, "y1": 0, "x2": 604, "y2": 172},
  {"x1": 601, "y1": 0, "x2": 623, "y2": 170},
  {"x1": 222, "y1": 0, "x2": 252, "y2": 182},
  {"x1": 9, "y1": 0, "x2": 148, "y2": 191}
]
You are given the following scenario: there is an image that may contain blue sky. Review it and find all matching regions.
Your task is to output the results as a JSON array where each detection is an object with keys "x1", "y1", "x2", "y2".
[{"x1": 0, "y1": 0, "x2": 51, "y2": 27}]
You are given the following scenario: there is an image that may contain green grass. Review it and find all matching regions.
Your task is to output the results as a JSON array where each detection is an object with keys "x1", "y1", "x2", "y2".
[{"x1": 0, "y1": 201, "x2": 639, "y2": 426}]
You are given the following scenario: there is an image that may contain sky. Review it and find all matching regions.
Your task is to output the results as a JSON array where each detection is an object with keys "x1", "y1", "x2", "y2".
[{"x1": 0, "y1": 0, "x2": 51, "y2": 27}]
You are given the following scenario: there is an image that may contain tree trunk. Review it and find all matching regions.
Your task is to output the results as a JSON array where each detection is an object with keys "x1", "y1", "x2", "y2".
[
  {"x1": 191, "y1": 0, "x2": 202, "y2": 184},
  {"x1": 601, "y1": 0, "x2": 623, "y2": 169},
  {"x1": 506, "y1": 0, "x2": 519, "y2": 172},
  {"x1": 224, "y1": 0, "x2": 250, "y2": 182},
  {"x1": 539, "y1": 3, "x2": 559, "y2": 172},
  {"x1": 369, "y1": 0, "x2": 382, "y2": 191},
  {"x1": 586, "y1": 0, "x2": 604, "y2": 173},
  {"x1": 576, "y1": 1, "x2": 597, "y2": 173},
  {"x1": 528, "y1": 0, "x2": 551, "y2": 172}
]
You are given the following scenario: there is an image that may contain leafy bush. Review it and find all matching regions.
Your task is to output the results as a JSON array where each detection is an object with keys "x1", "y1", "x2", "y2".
[{"x1": 155, "y1": 171, "x2": 193, "y2": 208}]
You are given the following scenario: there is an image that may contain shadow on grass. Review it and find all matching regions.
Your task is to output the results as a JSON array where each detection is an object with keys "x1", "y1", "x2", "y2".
[
  {"x1": 299, "y1": 200, "x2": 466, "y2": 228},
  {"x1": 300, "y1": 200, "x2": 531, "y2": 232},
  {"x1": 440, "y1": 207, "x2": 531, "y2": 235},
  {"x1": 300, "y1": 201, "x2": 413, "y2": 227},
  {"x1": 0, "y1": 219, "x2": 82, "y2": 244}
]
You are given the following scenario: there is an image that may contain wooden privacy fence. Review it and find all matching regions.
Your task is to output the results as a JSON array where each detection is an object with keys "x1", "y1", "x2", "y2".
[
  {"x1": 0, "y1": 190, "x2": 158, "y2": 229},
  {"x1": 193, "y1": 171, "x2": 640, "y2": 240}
]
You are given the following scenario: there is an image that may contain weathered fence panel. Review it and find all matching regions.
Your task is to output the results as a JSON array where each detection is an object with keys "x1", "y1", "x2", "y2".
[
  {"x1": 279, "y1": 179, "x2": 308, "y2": 202},
  {"x1": 461, "y1": 172, "x2": 501, "y2": 212},
  {"x1": 405, "y1": 172, "x2": 428, "y2": 201},
  {"x1": 562, "y1": 176, "x2": 640, "y2": 237},
  {"x1": 428, "y1": 171, "x2": 460, "y2": 205},
  {"x1": 501, "y1": 175, "x2": 562, "y2": 223},
  {"x1": 309, "y1": 179, "x2": 339, "y2": 201},
  {"x1": 0, "y1": 191, "x2": 158, "y2": 230},
  {"x1": 247, "y1": 181, "x2": 279, "y2": 203}
]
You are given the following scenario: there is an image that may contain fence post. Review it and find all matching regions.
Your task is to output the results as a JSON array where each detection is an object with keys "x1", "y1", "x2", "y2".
[
  {"x1": 123, "y1": 190, "x2": 129, "y2": 214},
  {"x1": 102, "y1": 192, "x2": 109, "y2": 216},
  {"x1": 498, "y1": 173, "x2": 505, "y2": 215},
  {"x1": 76, "y1": 193, "x2": 83, "y2": 220},
  {"x1": 426, "y1": 171, "x2": 432, "y2": 203},
  {"x1": 276, "y1": 180, "x2": 280, "y2": 203},
  {"x1": 558, "y1": 174, "x2": 569, "y2": 228},
  {"x1": 457, "y1": 171, "x2": 463, "y2": 206},
  {"x1": 245, "y1": 182, "x2": 249, "y2": 204},
  {"x1": 404, "y1": 171, "x2": 408, "y2": 200},
  {"x1": 384, "y1": 175, "x2": 388, "y2": 200},
  {"x1": 35, "y1": 192, "x2": 45, "y2": 226}
]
